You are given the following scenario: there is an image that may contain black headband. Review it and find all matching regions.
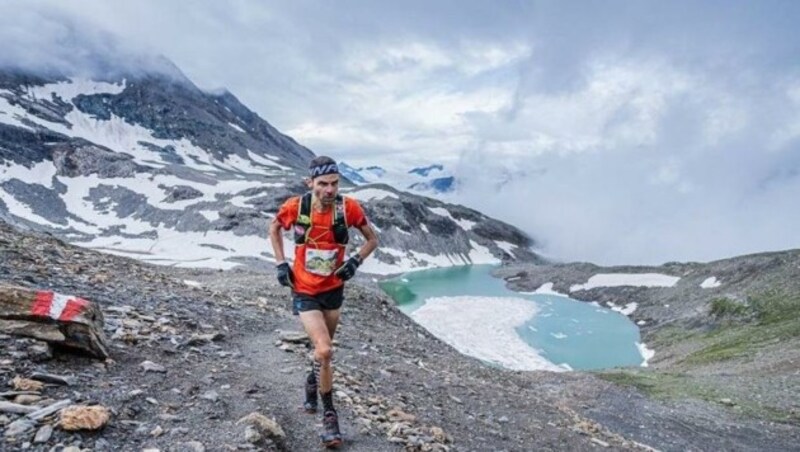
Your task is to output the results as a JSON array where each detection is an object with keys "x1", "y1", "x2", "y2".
[{"x1": 309, "y1": 162, "x2": 339, "y2": 178}]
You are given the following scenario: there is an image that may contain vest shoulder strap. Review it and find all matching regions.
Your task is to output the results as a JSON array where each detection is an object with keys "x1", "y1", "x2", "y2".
[
  {"x1": 294, "y1": 192, "x2": 349, "y2": 245},
  {"x1": 297, "y1": 193, "x2": 313, "y2": 225}
]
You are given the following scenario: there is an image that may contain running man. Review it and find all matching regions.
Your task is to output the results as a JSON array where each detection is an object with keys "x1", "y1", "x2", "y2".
[{"x1": 269, "y1": 155, "x2": 379, "y2": 448}]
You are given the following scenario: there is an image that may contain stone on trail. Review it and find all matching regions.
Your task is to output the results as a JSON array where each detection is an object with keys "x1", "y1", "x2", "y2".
[
  {"x1": 27, "y1": 399, "x2": 72, "y2": 421},
  {"x1": 28, "y1": 342, "x2": 53, "y2": 361},
  {"x1": 33, "y1": 423, "x2": 53, "y2": 443},
  {"x1": 0, "y1": 401, "x2": 38, "y2": 415},
  {"x1": 172, "y1": 441, "x2": 206, "y2": 452},
  {"x1": 140, "y1": 360, "x2": 167, "y2": 373},
  {"x1": 237, "y1": 412, "x2": 286, "y2": 441},
  {"x1": 184, "y1": 332, "x2": 225, "y2": 346},
  {"x1": 11, "y1": 376, "x2": 44, "y2": 392},
  {"x1": 59, "y1": 404, "x2": 111, "y2": 431},
  {"x1": 4, "y1": 418, "x2": 36, "y2": 438},
  {"x1": 30, "y1": 371, "x2": 75, "y2": 386},
  {"x1": 0, "y1": 284, "x2": 109, "y2": 359},
  {"x1": 170, "y1": 426, "x2": 190, "y2": 435},
  {"x1": 279, "y1": 330, "x2": 309, "y2": 344},
  {"x1": 387, "y1": 408, "x2": 416, "y2": 423},
  {"x1": 388, "y1": 422, "x2": 408, "y2": 437},
  {"x1": 335, "y1": 390, "x2": 353, "y2": 404},
  {"x1": 127, "y1": 389, "x2": 144, "y2": 398},
  {"x1": 14, "y1": 394, "x2": 42, "y2": 405},
  {"x1": 429, "y1": 426, "x2": 450, "y2": 443},
  {"x1": 244, "y1": 425, "x2": 262, "y2": 443},
  {"x1": 159, "y1": 413, "x2": 182, "y2": 422},
  {"x1": 200, "y1": 390, "x2": 219, "y2": 402}
]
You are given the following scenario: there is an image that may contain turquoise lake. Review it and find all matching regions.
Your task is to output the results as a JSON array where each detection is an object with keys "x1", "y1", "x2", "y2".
[{"x1": 379, "y1": 264, "x2": 645, "y2": 371}]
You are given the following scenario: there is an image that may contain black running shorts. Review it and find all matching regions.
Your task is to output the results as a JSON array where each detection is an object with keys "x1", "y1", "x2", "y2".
[{"x1": 292, "y1": 286, "x2": 344, "y2": 315}]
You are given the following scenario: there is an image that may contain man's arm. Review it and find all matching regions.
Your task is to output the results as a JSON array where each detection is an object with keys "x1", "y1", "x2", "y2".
[
  {"x1": 333, "y1": 219, "x2": 379, "y2": 281},
  {"x1": 354, "y1": 223, "x2": 379, "y2": 262},
  {"x1": 269, "y1": 218, "x2": 288, "y2": 263},
  {"x1": 270, "y1": 218, "x2": 295, "y2": 288}
]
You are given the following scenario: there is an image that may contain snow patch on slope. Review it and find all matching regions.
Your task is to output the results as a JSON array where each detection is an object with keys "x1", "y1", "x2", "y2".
[
  {"x1": 700, "y1": 277, "x2": 721, "y2": 288},
  {"x1": 28, "y1": 79, "x2": 127, "y2": 100},
  {"x1": 349, "y1": 188, "x2": 399, "y2": 202},
  {"x1": 570, "y1": 273, "x2": 680, "y2": 292}
]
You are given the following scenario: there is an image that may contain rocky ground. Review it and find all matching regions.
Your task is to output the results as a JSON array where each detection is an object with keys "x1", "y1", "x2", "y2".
[
  {"x1": 495, "y1": 250, "x2": 800, "y2": 335},
  {"x1": 1, "y1": 221, "x2": 799, "y2": 451},
  {"x1": 496, "y1": 253, "x2": 800, "y2": 448}
]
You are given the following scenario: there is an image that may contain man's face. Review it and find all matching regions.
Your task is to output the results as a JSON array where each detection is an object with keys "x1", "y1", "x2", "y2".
[{"x1": 308, "y1": 173, "x2": 340, "y2": 206}]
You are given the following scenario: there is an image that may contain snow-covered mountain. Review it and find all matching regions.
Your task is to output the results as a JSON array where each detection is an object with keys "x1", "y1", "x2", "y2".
[
  {"x1": 0, "y1": 67, "x2": 539, "y2": 274},
  {"x1": 340, "y1": 162, "x2": 457, "y2": 196}
]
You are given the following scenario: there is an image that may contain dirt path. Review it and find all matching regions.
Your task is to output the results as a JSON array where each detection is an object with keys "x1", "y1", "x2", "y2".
[{"x1": 236, "y1": 319, "x2": 392, "y2": 451}]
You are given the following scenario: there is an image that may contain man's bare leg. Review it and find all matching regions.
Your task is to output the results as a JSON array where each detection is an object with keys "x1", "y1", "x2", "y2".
[
  {"x1": 299, "y1": 309, "x2": 340, "y2": 391},
  {"x1": 321, "y1": 308, "x2": 341, "y2": 383},
  {"x1": 299, "y1": 309, "x2": 342, "y2": 446},
  {"x1": 324, "y1": 308, "x2": 341, "y2": 340}
]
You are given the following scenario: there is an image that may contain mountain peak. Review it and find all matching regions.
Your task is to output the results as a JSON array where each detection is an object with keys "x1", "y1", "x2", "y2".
[
  {"x1": 0, "y1": 66, "x2": 537, "y2": 273},
  {"x1": 408, "y1": 164, "x2": 444, "y2": 177}
]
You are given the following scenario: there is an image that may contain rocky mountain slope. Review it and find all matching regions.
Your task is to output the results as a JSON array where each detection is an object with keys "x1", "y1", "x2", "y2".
[
  {"x1": 496, "y1": 250, "x2": 800, "y2": 432},
  {"x1": 3, "y1": 219, "x2": 799, "y2": 451},
  {"x1": 0, "y1": 69, "x2": 536, "y2": 274},
  {"x1": 339, "y1": 163, "x2": 456, "y2": 196}
]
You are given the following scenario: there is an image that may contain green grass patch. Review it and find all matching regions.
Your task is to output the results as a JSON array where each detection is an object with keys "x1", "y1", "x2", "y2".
[
  {"x1": 683, "y1": 290, "x2": 800, "y2": 365},
  {"x1": 709, "y1": 297, "x2": 748, "y2": 318},
  {"x1": 649, "y1": 325, "x2": 699, "y2": 347},
  {"x1": 596, "y1": 370, "x2": 720, "y2": 401},
  {"x1": 598, "y1": 370, "x2": 800, "y2": 425},
  {"x1": 607, "y1": 290, "x2": 800, "y2": 425},
  {"x1": 749, "y1": 289, "x2": 800, "y2": 324}
]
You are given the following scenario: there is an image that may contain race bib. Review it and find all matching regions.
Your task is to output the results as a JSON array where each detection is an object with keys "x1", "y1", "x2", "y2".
[{"x1": 304, "y1": 248, "x2": 339, "y2": 276}]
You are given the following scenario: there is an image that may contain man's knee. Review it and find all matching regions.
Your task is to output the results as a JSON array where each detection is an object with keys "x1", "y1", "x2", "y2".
[{"x1": 315, "y1": 343, "x2": 333, "y2": 363}]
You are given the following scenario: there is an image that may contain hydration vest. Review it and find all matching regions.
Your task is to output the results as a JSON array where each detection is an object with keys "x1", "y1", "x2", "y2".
[{"x1": 293, "y1": 192, "x2": 349, "y2": 245}]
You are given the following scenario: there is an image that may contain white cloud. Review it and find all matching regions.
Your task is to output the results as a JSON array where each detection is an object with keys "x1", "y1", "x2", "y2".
[
  {"x1": 768, "y1": 80, "x2": 800, "y2": 151},
  {"x1": 2, "y1": 0, "x2": 800, "y2": 265}
]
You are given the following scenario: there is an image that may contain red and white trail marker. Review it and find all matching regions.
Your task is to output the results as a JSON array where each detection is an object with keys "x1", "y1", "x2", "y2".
[{"x1": 30, "y1": 291, "x2": 90, "y2": 322}]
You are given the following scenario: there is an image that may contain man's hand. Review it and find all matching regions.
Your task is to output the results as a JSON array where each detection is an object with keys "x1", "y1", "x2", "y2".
[
  {"x1": 277, "y1": 262, "x2": 294, "y2": 288},
  {"x1": 334, "y1": 256, "x2": 362, "y2": 281}
]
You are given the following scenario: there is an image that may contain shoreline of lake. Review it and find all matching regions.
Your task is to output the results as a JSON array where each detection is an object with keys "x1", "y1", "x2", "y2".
[{"x1": 379, "y1": 264, "x2": 646, "y2": 371}]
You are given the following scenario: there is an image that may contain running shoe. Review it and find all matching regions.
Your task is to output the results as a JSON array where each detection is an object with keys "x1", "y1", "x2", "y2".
[{"x1": 320, "y1": 409, "x2": 343, "y2": 448}]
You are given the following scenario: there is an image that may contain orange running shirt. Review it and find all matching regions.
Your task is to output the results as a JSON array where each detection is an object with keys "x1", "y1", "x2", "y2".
[{"x1": 275, "y1": 195, "x2": 368, "y2": 295}]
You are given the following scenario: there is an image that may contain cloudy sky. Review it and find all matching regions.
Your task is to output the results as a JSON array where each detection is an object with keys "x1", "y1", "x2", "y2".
[{"x1": 2, "y1": 0, "x2": 800, "y2": 265}]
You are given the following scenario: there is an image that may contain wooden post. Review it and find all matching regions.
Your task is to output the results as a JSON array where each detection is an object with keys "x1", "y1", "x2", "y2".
[{"x1": 0, "y1": 285, "x2": 109, "y2": 359}]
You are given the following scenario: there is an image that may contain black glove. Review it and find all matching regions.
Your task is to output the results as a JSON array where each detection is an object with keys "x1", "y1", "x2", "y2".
[
  {"x1": 276, "y1": 262, "x2": 294, "y2": 288},
  {"x1": 334, "y1": 255, "x2": 362, "y2": 281}
]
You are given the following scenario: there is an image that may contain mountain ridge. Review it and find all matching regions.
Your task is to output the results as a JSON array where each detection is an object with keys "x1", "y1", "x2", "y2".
[{"x1": 0, "y1": 67, "x2": 538, "y2": 273}]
